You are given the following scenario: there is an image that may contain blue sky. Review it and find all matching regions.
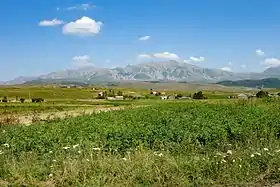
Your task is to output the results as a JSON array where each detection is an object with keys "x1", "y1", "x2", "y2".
[{"x1": 1, "y1": 0, "x2": 280, "y2": 80}]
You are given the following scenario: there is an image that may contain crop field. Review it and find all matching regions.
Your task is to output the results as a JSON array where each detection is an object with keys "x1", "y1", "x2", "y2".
[{"x1": 1, "y1": 100, "x2": 280, "y2": 186}]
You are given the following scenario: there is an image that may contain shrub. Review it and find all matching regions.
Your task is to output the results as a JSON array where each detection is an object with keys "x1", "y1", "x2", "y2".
[
  {"x1": 176, "y1": 93, "x2": 183, "y2": 99},
  {"x1": 256, "y1": 90, "x2": 268, "y2": 98},
  {"x1": 20, "y1": 98, "x2": 25, "y2": 103},
  {"x1": 31, "y1": 98, "x2": 44, "y2": 103},
  {"x1": 96, "y1": 96, "x2": 105, "y2": 99},
  {"x1": 193, "y1": 91, "x2": 206, "y2": 99}
]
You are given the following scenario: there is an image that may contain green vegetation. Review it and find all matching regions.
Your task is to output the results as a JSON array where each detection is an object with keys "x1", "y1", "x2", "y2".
[
  {"x1": 1, "y1": 100, "x2": 280, "y2": 186},
  {"x1": 217, "y1": 78, "x2": 280, "y2": 88},
  {"x1": 256, "y1": 90, "x2": 269, "y2": 98}
]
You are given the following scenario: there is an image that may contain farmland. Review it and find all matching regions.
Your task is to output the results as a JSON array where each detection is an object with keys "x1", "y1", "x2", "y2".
[{"x1": 1, "y1": 99, "x2": 280, "y2": 186}]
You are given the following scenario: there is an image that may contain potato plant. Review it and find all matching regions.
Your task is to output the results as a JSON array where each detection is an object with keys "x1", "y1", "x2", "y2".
[{"x1": 1, "y1": 100, "x2": 280, "y2": 186}]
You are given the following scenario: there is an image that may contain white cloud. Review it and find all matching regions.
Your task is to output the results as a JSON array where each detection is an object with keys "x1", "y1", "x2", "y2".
[
  {"x1": 221, "y1": 67, "x2": 232, "y2": 72},
  {"x1": 241, "y1": 64, "x2": 247, "y2": 68},
  {"x1": 137, "y1": 52, "x2": 180, "y2": 60},
  {"x1": 72, "y1": 55, "x2": 94, "y2": 67},
  {"x1": 189, "y1": 56, "x2": 205, "y2": 62},
  {"x1": 39, "y1": 19, "x2": 64, "y2": 26},
  {"x1": 256, "y1": 49, "x2": 265, "y2": 57},
  {"x1": 137, "y1": 54, "x2": 152, "y2": 59},
  {"x1": 63, "y1": 17, "x2": 103, "y2": 36},
  {"x1": 183, "y1": 59, "x2": 190, "y2": 63},
  {"x1": 153, "y1": 52, "x2": 180, "y2": 60},
  {"x1": 138, "y1": 36, "x2": 151, "y2": 41},
  {"x1": 263, "y1": 58, "x2": 280, "y2": 67},
  {"x1": 57, "y1": 4, "x2": 96, "y2": 11}
]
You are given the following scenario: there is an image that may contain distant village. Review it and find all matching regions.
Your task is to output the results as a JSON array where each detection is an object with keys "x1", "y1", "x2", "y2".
[{"x1": 0, "y1": 83, "x2": 279, "y2": 103}]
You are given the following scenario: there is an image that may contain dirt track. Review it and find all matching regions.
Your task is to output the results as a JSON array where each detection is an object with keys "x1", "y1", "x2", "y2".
[{"x1": 17, "y1": 106, "x2": 132, "y2": 125}]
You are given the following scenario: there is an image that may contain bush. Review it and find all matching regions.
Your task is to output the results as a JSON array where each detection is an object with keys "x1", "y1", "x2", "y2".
[
  {"x1": 193, "y1": 91, "x2": 206, "y2": 99},
  {"x1": 96, "y1": 96, "x2": 105, "y2": 99},
  {"x1": 256, "y1": 90, "x2": 268, "y2": 98},
  {"x1": 20, "y1": 98, "x2": 25, "y2": 103},
  {"x1": 176, "y1": 93, "x2": 183, "y2": 99},
  {"x1": 31, "y1": 98, "x2": 44, "y2": 103}
]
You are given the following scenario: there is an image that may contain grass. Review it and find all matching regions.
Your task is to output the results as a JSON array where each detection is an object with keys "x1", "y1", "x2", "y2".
[
  {"x1": 1, "y1": 100, "x2": 280, "y2": 186},
  {"x1": 0, "y1": 86, "x2": 98, "y2": 100}
]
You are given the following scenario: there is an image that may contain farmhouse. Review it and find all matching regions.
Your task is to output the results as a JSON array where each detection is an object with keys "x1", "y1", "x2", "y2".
[
  {"x1": 160, "y1": 96, "x2": 168, "y2": 100},
  {"x1": 98, "y1": 92, "x2": 104, "y2": 97},
  {"x1": 237, "y1": 94, "x2": 248, "y2": 100},
  {"x1": 107, "y1": 97, "x2": 115, "y2": 101},
  {"x1": 115, "y1": 96, "x2": 124, "y2": 100},
  {"x1": 168, "y1": 95, "x2": 176, "y2": 100}
]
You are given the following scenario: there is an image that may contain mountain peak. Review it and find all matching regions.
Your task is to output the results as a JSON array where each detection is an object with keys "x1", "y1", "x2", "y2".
[{"x1": 4, "y1": 61, "x2": 279, "y2": 85}]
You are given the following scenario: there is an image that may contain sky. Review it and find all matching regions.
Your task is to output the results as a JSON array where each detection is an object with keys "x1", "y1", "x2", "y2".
[{"x1": 1, "y1": 0, "x2": 280, "y2": 80}]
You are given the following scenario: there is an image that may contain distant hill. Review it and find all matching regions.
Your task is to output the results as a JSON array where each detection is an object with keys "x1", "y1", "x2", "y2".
[{"x1": 217, "y1": 78, "x2": 280, "y2": 88}]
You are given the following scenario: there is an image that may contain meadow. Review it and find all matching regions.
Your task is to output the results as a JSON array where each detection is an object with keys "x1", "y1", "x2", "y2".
[{"x1": 1, "y1": 99, "x2": 280, "y2": 186}]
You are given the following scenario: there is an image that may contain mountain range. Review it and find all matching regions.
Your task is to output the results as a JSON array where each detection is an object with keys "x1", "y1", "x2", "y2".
[{"x1": 3, "y1": 61, "x2": 280, "y2": 85}]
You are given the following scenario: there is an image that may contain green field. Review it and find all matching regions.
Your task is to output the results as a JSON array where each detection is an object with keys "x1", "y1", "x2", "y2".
[{"x1": 1, "y1": 100, "x2": 280, "y2": 186}]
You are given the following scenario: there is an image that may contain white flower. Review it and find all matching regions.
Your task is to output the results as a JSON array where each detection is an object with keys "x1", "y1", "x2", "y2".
[
  {"x1": 264, "y1": 148, "x2": 269, "y2": 151},
  {"x1": 93, "y1": 148, "x2": 101, "y2": 151},
  {"x1": 154, "y1": 152, "x2": 164, "y2": 157},
  {"x1": 216, "y1": 152, "x2": 223, "y2": 156},
  {"x1": 63, "y1": 146, "x2": 70, "y2": 150},
  {"x1": 73, "y1": 144, "x2": 79, "y2": 149},
  {"x1": 251, "y1": 154, "x2": 255, "y2": 158},
  {"x1": 49, "y1": 151, "x2": 53, "y2": 153},
  {"x1": 0, "y1": 150, "x2": 3, "y2": 155},
  {"x1": 2, "y1": 130, "x2": 5, "y2": 133},
  {"x1": 232, "y1": 159, "x2": 236, "y2": 163},
  {"x1": 239, "y1": 165, "x2": 242, "y2": 168},
  {"x1": 86, "y1": 159, "x2": 90, "y2": 162},
  {"x1": 3, "y1": 143, "x2": 9, "y2": 148},
  {"x1": 255, "y1": 152, "x2": 261, "y2": 156},
  {"x1": 122, "y1": 157, "x2": 127, "y2": 161},
  {"x1": 49, "y1": 173, "x2": 53, "y2": 177},
  {"x1": 78, "y1": 150, "x2": 81, "y2": 154},
  {"x1": 221, "y1": 159, "x2": 227, "y2": 163},
  {"x1": 227, "y1": 150, "x2": 232, "y2": 155},
  {"x1": 275, "y1": 149, "x2": 280, "y2": 153},
  {"x1": 52, "y1": 160, "x2": 57, "y2": 162}
]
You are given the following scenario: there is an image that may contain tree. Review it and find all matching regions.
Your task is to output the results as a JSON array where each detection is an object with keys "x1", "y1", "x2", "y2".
[
  {"x1": 193, "y1": 91, "x2": 206, "y2": 99},
  {"x1": 117, "y1": 91, "x2": 123, "y2": 96},
  {"x1": 107, "y1": 89, "x2": 115, "y2": 97},
  {"x1": 256, "y1": 90, "x2": 268, "y2": 98},
  {"x1": 2, "y1": 96, "x2": 8, "y2": 103},
  {"x1": 20, "y1": 98, "x2": 25, "y2": 103}
]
